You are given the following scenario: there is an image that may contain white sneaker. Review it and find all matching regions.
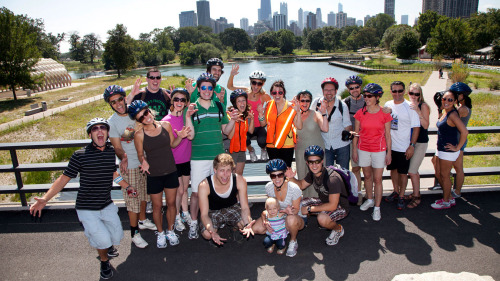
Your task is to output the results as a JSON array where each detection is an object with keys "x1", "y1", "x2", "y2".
[
  {"x1": 156, "y1": 231, "x2": 167, "y2": 248},
  {"x1": 175, "y1": 215, "x2": 185, "y2": 232},
  {"x1": 326, "y1": 226, "x2": 344, "y2": 246},
  {"x1": 139, "y1": 219, "x2": 157, "y2": 231},
  {"x1": 249, "y1": 149, "x2": 257, "y2": 162},
  {"x1": 146, "y1": 201, "x2": 153, "y2": 214},
  {"x1": 188, "y1": 220, "x2": 199, "y2": 240},
  {"x1": 182, "y1": 212, "x2": 193, "y2": 225},
  {"x1": 360, "y1": 199, "x2": 374, "y2": 211},
  {"x1": 131, "y1": 232, "x2": 148, "y2": 248},
  {"x1": 372, "y1": 208, "x2": 381, "y2": 221},
  {"x1": 260, "y1": 149, "x2": 269, "y2": 161},
  {"x1": 166, "y1": 230, "x2": 180, "y2": 246},
  {"x1": 286, "y1": 240, "x2": 298, "y2": 257}
]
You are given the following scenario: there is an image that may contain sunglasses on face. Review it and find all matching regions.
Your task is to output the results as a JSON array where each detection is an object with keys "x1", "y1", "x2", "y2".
[
  {"x1": 91, "y1": 125, "x2": 108, "y2": 132},
  {"x1": 269, "y1": 172, "x2": 285, "y2": 179},
  {"x1": 173, "y1": 97, "x2": 187, "y2": 103},
  {"x1": 109, "y1": 96, "x2": 124, "y2": 105},
  {"x1": 442, "y1": 97, "x2": 455, "y2": 103},
  {"x1": 251, "y1": 80, "x2": 264, "y2": 86},
  {"x1": 300, "y1": 99, "x2": 311, "y2": 103},
  {"x1": 409, "y1": 92, "x2": 421, "y2": 97},
  {"x1": 201, "y1": 85, "x2": 213, "y2": 91},
  {"x1": 271, "y1": 91, "x2": 284, "y2": 96},
  {"x1": 136, "y1": 109, "x2": 151, "y2": 123},
  {"x1": 392, "y1": 89, "x2": 404, "y2": 93},
  {"x1": 349, "y1": 85, "x2": 360, "y2": 90},
  {"x1": 148, "y1": 76, "x2": 161, "y2": 80},
  {"x1": 307, "y1": 159, "x2": 322, "y2": 165},
  {"x1": 363, "y1": 94, "x2": 376, "y2": 99}
]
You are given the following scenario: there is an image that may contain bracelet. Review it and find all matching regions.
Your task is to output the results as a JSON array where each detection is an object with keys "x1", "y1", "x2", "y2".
[
  {"x1": 124, "y1": 185, "x2": 131, "y2": 190},
  {"x1": 322, "y1": 113, "x2": 327, "y2": 117},
  {"x1": 258, "y1": 116, "x2": 265, "y2": 121},
  {"x1": 113, "y1": 176, "x2": 123, "y2": 184}
]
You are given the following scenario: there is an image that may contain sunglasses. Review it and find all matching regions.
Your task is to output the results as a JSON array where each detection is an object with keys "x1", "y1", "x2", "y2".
[
  {"x1": 363, "y1": 94, "x2": 376, "y2": 99},
  {"x1": 392, "y1": 89, "x2": 404, "y2": 93},
  {"x1": 307, "y1": 159, "x2": 322, "y2": 165},
  {"x1": 269, "y1": 172, "x2": 285, "y2": 179},
  {"x1": 300, "y1": 99, "x2": 311, "y2": 103},
  {"x1": 271, "y1": 91, "x2": 284, "y2": 96},
  {"x1": 91, "y1": 125, "x2": 108, "y2": 132},
  {"x1": 148, "y1": 76, "x2": 161, "y2": 80},
  {"x1": 349, "y1": 85, "x2": 360, "y2": 90},
  {"x1": 409, "y1": 92, "x2": 421, "y2": 97},
  {"x1": 201, "y1": 85, "x2": 213, "y2": 91},
  {"x1": 136, "y1": 109, "x2": 151, "y2": 123},
  {"x1": 442, "y1": 97, "x2": 455, "y2": 102},
  {"x1": 109, "y1": 96, "x2": 124, "y2": 105},
  {"x1": 251, "y1": 81, "x2": 264, "y2": 86},
  {"x1": 173, "y1": 97, "x2": 187, "y2": 103}
]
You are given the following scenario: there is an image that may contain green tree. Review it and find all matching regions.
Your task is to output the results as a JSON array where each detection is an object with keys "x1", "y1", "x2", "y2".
[
  {"x1": 0, "y1": 8, "x2": 42, "y2": 100},
  {"x1": 345, "y1": 31, "x2": 359, "y2": 51},
  {"x1": 220, "y1": 28, "x2": 251, "y2": 52},
  {"x1": 323, "y1": 26, "x2": 342, "y2": 52},
  {"x1": 365, "y1": 13, "x2": 396, "y2": 40},
  {"x1": 390, "y1": 29, "x2": 420, "y2": 59},
  {"x1": 194, "y1": 43, "x2": 222, "y2": 64},
  {"x1": 83, "y1": 33, "x2": 102, "y2": 64},
  {"x1": 21, "y1": 16, "x2": 64, "y2": 59},
  {"x1": 415, "y1": 10, "x2": 443, "y2": 45},
  {"x1": 494, "y1": 38, "x2": 500, "y2": 60},
  {"x1": 467, "y1": 8, "x2": 500, "y2": 49},
  {"x1": 381, "y1": 24, "x2": 412, "y2": 49},
  {"x1": 69, "y1": 32, "x2": 86, "y2": 62},
  {"x1": 103, "y1": 24, "x2": 136, "y2": 78},
  {"x1": 137, "y1": 40, "x2": 161, "y2": 67},
  {"x1": 179, "y1": 41, "x2": 196, "y2": 65},
  {"x1": 356, "y1": 27, "x2": 378, "y2": 51},
  {"x1": 307, "y1": 29, "x2": 324, "y2": 52},
  {"x1": 254, "y1": 31, "x2": 278, "y2": 54},
  {"x1": 277, "y1": 29, "x2": 295, "y2": 55},
  {"x1": 427, "y1": 18, "x2": 474, "y2": 58}
]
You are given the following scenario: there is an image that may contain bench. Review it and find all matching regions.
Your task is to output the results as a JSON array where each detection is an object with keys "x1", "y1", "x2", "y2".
[{"x1": 24, "y1": 102, "x2": 48, "y2": 116}]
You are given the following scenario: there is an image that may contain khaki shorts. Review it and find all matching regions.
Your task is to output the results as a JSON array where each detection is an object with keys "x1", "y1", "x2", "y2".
[
  {"x1": 122, "y1": 168, "x2": 147, "y2": 213},
  {"x1": 358, "y1": 150, "x2": 387, "y2": 169},
  {"x1": 408, "y1": 142, "x2": 428, "y2": 174}
]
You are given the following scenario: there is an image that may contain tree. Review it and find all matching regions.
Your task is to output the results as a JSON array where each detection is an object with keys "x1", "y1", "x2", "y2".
[
  {"x1": 21, "y1": 16, "x2": 64, "y2": 60},
  {"x1": 83, "y1": 33, "x2": 102, "y2": 64},
  {"x1": 345, "y1": 31, "x2": 359, "y2": 51},
  {"x1": 103, "y1": 24, "x2": 136, "y2": 78},
  {"x1": 0, "y1": 8, "x2": 42, "y2": 100},
  {"x1": 365, "y1": 13, "x2": 396, "y2": 40},
  {"x1": 381, "y1": 24, "x2": 413, "y2": 49},
  {"x1": 415, "y1": 10, "x2": 442, "y2": 45},
  {"x1": 427, "y1": 18, "x2": 474, "y2": 58},
  {"x1": 323, "y1": 26, "x2": 342, "y2": 52},
  {"x1": 307, "y1": 29, "x2": 324, "y2": 52},
  {"x1": 179, "y1": 42, "x2": 196, "y2": 65},
  {"x1": 220, "y1": 28, "x2": 251, "y2": 52},
  {"x1": 390, "y1": 30, "x2": 420, "y2": 59},
  {"x1": 277, "y1": 29, "x2": 295, "y2": 55},
  {"x1": 467, "y1": 8, "x2": 500, "y2": 49},
  {"x1": 356, "y1": 27, "x2": 378, "y2": 51},
  {"x1": 254, "y1": 31, "x2": 278, "y2": 54},
  {"x1": 494, "y1": 38, "x2": 500, "y2": 60},
  {"x1": 69, "y1": 32, "x2": 86, "y2": 62}
]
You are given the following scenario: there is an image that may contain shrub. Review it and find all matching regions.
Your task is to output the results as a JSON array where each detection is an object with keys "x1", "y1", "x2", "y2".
[
  {"x1": 449, "y1": 61, "x2": 469, "y2": 83},
  {"x1": 263, "y1": 47, "x2": 281, "y2": 56},
  {"x1": 489, "y1": 78, "x2": 500, "y2": 90}
]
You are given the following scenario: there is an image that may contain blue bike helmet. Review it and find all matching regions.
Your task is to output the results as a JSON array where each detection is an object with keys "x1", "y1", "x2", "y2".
[
  {"x1": 103, "y1": 85, "x2": 126, "y2": 103},
  {"x1": 449, "y1": 82, "x2": 472, "y2": 96},
  {"x1": 128, "y1": 100, "x2": 148, "y2": 120},
  {"x1": 196, "y1": 73, "x2": 216, "y2": 88},
  {"x1": 304, "y1": 145, "x2": 324, "y2": 160},
  {"x1": 230, "y1": 89, "x2": 248, "y2": 107},
  {"x1": 363, "y1": 83, "x2": 384, "y2": 97},
  {"x1": 345, "y1": 76, "x2": 363, "y2": 87},
  {"x1": 266, "y1": 159, "x2": 287, "y2": 174}
]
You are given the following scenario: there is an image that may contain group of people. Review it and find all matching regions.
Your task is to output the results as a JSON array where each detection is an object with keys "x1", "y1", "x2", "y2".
[{"x1": 29, "y1": 58, "x2": 472, "y2": 279}]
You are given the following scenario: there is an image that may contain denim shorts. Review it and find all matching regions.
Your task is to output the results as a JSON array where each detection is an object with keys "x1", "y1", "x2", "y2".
[{"x1": 76, "y1": 203, "x2": 123, "y2": 249}]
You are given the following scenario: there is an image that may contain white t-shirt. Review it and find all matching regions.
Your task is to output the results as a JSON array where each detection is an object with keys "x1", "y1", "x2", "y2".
[
  {"x1": 384, "y1": 100, "x2": 420, "y2": 152},
  {"x1": 311, "y1": 97, "x2": 352, "y2": 150},
  {"x1": 108, "y1": 113, "x2": 141, "y2": 169},
  {"x1": 265, "y1": 181, "x2": 302, "y2": 210}
]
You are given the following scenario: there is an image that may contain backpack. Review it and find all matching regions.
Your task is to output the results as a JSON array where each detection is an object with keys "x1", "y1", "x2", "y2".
[
  {"x1": 140, "y1": 88, "x2": 171, "y2": 103},
  {"x1": 193, "y1": 101, "x2": 225, "y2": 124},
  {"x1": 313, "y1": 97, "x2": 344, "y2": 122},
  {"x1": 323, "y1": 165, "x2": 359, "y2": 205}
]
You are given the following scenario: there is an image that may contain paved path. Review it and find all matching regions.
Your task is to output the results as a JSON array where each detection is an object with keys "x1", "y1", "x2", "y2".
[{"x1": 1, "y1": 191, "x2": 499, "y2": 281}]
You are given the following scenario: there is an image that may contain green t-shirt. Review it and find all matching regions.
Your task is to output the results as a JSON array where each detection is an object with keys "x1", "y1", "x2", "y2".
[
  {"x1": 191, "y1": 99, "x2": 229, "y2": 160},
  {"x1": 190, "y1": 83, "x2": 226, "y2": 106}
]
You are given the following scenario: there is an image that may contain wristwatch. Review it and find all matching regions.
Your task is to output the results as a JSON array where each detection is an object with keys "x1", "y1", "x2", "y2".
[
  {"x1": 307, "y1": 206, "x2": 311, "y2": 213},
  {"x1": 410, "y1": 143, "x2": 416, "y2": 148}
]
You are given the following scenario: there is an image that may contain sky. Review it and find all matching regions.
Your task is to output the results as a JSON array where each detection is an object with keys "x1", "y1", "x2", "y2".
[{"x1": 2, "y1": 0, "x2": 499, "y2": 53}]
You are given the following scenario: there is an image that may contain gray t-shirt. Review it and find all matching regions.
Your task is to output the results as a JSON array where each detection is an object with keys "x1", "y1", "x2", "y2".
[
  {"x1": 108, "y1": 113, "x2": 141, "y2": 169},
  {"x1": 344, "y1": 96, "x2": 365, "y2": 126}
]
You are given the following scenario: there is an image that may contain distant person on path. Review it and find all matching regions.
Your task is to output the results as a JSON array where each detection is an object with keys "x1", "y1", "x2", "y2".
[
  {"x1": 187, "y1": 58, "x2": 227, "y2": 105},
  {"x1": 439, "y1": 68, "x2": 443, "y2": 79},
  {"x1": 227, "y1": 65, "x2": 272, "y2": 162},
  {"x1": 127, "y1": 68, "x2": 171, "y2": 120},
  {"x1": 406, "y1": 83, "x2": 430, "y2": 209},
  {"x1": 30, "y1": 118, "x2": 131, "y2": 280},
  {"x1": 432, "y1": 91, "x2": 468, "y2": 209},
  {"x1": 198, "y1": 154, "x2": 253, "y2": 246},
  {"x1": 286, "y1": 145, "x2": 350, "y2": 246},
  {"x1": 312, "y1": 77, "x2": 352, "y2": 169},
  {"x1": 383, "y1": 81, "x2": 420, "y2": 210},
  {"x1": 105, "y1": 85, "x2": 156, "y2": 250},
  {"x1": 261, "y1": 197, "x2": 288, "y2": 254}
]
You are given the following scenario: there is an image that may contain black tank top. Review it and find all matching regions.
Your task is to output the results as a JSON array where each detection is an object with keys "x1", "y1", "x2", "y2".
[
  {"x1": 207, "y1": 175, "x2": 238, "y2": 210},
  {"x1": 416, "y1": 103, "x2": 429, "y2": 143},
  {"x1": 143, "y1": 126, "x2": 176, "y2": 176}
]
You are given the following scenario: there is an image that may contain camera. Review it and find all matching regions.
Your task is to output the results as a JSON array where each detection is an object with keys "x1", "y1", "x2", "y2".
[{"x1": 342, "y1": 130, "x2": 354, "y2": 141}]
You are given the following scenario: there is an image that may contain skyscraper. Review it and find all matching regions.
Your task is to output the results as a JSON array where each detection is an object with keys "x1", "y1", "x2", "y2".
[
  {"x1": 273, "y1": 14, "x2": 287, "y2": 31},
  {"x1": 316, "y1": 8, "x2": 323, "y2": 28},
  {"x1": 336, "y1": 11, "x2": 347, "y2": 28},
  {"x1": 338, "y1": 3, "x2": 343, "y2": 13},
  {"x1": 384, "y1": 0, "x2": 395, "y2": 19},
  {"x1": 422, "y1": 0, "x2": 479, "y2": 18},
  {"x1": 346, "y1": 17, "x2": 356, "y2": 27},
  {"x1": 401, "y1": 15, "x2": 409, "y2": 25},
  {"x1": 306, "y1": 12, "x2": 317, "y2": 30},
  {"x1": 196, "y1": 0, "x2": 211, "y2": 27},
  {"x1": 328, "y1": 12, "x2": 336, "y2": 27},
  {"x1": 364, "y1": 15, "x2": 372, "y2": 25},
  {"x1": 259, "y1": 0, "x2": 272, "y2": 21},
  {"x1": 240, "y1": 18, "x2": 249, "y2": 31},
  {"x1": 179, "y1": 11, "x2": 197, "y2": 28},
  {"x1": 280, "y1": 2, "x2": 288, "y2": 19},
  {"x1": 298, "y1": 8, "x2": 303, "y2": 29}
]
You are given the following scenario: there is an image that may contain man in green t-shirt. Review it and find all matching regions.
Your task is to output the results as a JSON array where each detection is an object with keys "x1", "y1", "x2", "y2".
[
  {"x1": 186, "y1": 58, "x2": 227, "y2": 105},
  {"x1": 187, "y1": 72, "x2": 238, "y2": 240}
]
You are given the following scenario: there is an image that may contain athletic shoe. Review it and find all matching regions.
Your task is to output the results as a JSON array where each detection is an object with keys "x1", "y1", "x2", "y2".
[
  {"x1": 100, "y1": 260, "x2": 113, "y2": 280},
  {"x1": 249, "y1": 149, "x2": 257, "y2": 162},
  {"x1": 139, "y1": 219, "x2": 157, "y2": 231},
  {"x1": 156, "y1": 231, "x2": 167, "y2": 248},
  {"x1": 384, "y1": 191, "x2": 399, "y2": 202},
  {"x1": 428, "y1": 183, "x2": 442, "y2": 190},
  {"x1": 188, "y1": 221, "x2": 199, "y2": 240},
  {"x1": 450, "y1": 198, "x2": 456, "y2": 206},
  {"x1": 372, "y1": 208, "x2": 381, "y2": 221},
  {"x1": 326, "y1": 225, "x2": 344, "y2": 246},
  {"x1": 261, "y1": 149, "x2": 269, "y2": 161},
  {"x1": 397, "y1": 197, "x2": 405, "y2": 210},
  {"x1": 357, "y1": 194, "x2": 364, "y2": 206},
  {"x1": 431, "y1": 199, "x2": 451, "y2": 210},
  {"x1": 146, "y1": 201, "x2": 153, "y2": 213},
  {"x1": 182, "y1": 212, "x2": 193, "y2": 225},
  {"x1": 107, "y1": 246, "x2": 119, "y2": 258},
  {"x1": 175, "y1": 215, "x2": 185, "y2": 232},
  {"x1": 132, "y1": 232, "x2": 148, "y2": 248},
  {"x1": 286, "y1": 240, "x2": 298, "y2": 257},
  {"x1": 166, "y1": 230, "x2": 180, "y2": 246},
  {"x1": 451, "y1": 189, "x2": 462, "y2": 198},
  {"x1": 360, "y1": 199, "x2": 374, "y2": 211}
]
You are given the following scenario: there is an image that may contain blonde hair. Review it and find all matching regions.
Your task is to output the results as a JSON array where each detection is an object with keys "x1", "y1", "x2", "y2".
[
  {"x1": 265, "y1": 197, "x2": 278, "y2": 210},
  {"x1": 409, "y1": 83, "x2": 425, "y2": 103},
  {"x1": 213, "y1": 153, "x2": 235, "y2": 170}
]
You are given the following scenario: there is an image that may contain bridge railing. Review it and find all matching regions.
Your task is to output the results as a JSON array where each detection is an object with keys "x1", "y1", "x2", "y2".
[{"x1": 1, "y1": 126, "x2": 500, "y2": 206}]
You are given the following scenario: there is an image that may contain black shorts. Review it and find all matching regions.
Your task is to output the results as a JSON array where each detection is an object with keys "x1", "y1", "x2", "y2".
[
  {"x1": 147, "y1": 171, "x2": 179, "y2": 194},
  {"x1": 386, "y1": 150, "x2": 410, "y2": 174},
  {"x1": 176, "y1": 161, "x2": 191, "y2": 177}
]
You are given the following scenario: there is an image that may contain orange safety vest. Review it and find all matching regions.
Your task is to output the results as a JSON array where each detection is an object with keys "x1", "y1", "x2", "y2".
[
  {"x1": 230, "y1": 120, "x2": 248, "y2": 153},
  {"x1": 265, "y1": 100, "x2": 297, "y2": 149}
]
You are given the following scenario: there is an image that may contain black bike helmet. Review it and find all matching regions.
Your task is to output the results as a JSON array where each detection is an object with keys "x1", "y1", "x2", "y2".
[
  {"x1": 449, "y1": 82, "x2": 472, "y2": 96},
  {"x1": 230, "y1": 89, "x2": 248, "y2": 107},
  {"x1": 86, "y1": 118, "x2": 110, "y2": 134},
  {"x1": 206, "y1": 58, "x2": 224, "y2": 71},
  {"x1": 363, "y1": 83, "x2": 384, "y2": 97},
  {"x1": 171, "y1": 87, "x2": 190, "y2": 100},
  {"x1": 304, "y1": 145, "x2": 324, "y2": 160},
  {"x1": 128, "y1": 100, "x2": 148, "y2": 120},
  {"x1": 434, "y1": 91, "x2": 445, "y2": 108},
  {"x1": 103, "y1": 85, "x2": 126, "y2": 103},
  {"x1": 196, "y1": 73, "x2": 216, "y2": 88},
  {"x1": 345, "y1": 76, "x2": 363, "y2": 87},
  {"x1": 266, "y1": 159, "x2": 287, "y2": 174}
]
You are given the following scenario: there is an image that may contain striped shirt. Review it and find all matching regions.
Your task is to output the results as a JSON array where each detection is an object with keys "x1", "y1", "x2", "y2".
[{"x1": 63, "y1": 143, "x2": 116, "y2": 210}]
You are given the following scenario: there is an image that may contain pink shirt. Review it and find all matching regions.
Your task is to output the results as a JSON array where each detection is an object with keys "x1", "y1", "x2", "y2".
[
  {"x1": 161, "y1": 114, "x2": 191, "y2": 164},
  {"x1": 248, "y1": 99, "x2": 262, "y2": 128},
  {"x1": 354, "y1": 108, "x2": 393, "y2": 152}
]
